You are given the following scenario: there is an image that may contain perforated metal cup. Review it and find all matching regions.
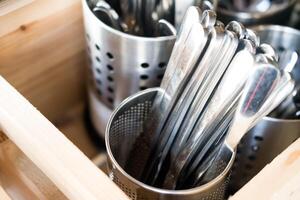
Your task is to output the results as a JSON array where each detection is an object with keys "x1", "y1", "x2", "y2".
[
  {"x1": 82, "y1": 0, "x2": 176, "y2": 137},
  {"x1": 229, "y1": 25, "x2": 300, "y2": 194},
  {"x1": 105, "y1": 88, "x2": 235, "y2": 200}
]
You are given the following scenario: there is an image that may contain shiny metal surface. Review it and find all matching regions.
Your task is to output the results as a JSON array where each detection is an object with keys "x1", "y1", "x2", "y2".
[
  {"x1": 177, "y1": 39, "x2": 256, "y2": 186},
  {"x1": 162, "y1": 26, "x2": 239, "y2": 189},
  {"x1": 230, "y1": 25, "x2": 300, "y2": 193},
  {"x1": 88, "y1": 86, "x2": 111, "y2": 137},
  {"x1": 106, "y1": 88, "x2": 235, "y2": 200},
  {"x1": 253, "y1": 25, "x2": 300, "y2": 55},
  {"x1": 93, "y1": 2, "x2": 124, "y2": 31},
  {"x1": 217, "y1": 0, "x2": 296, "y2": 26},
  {"x1": 230, "y1": 117, "x2": 300, "y2": 193},
  {"x1": 83, "y1": 0, "x2": 175, "y2": 137},
  {"x1": 147, "y1": 10, "x2": 221, "y2": 187},
  {"x1": 253, "y1": 25, "x2": 300, "y2": 118},
  {"x1": 156, "y1": 19, "x2": 177, "y2": 37},
  {"x1": 196, "y1": 63, "x2": 281, "y2": 185},
  {"x1": 134, "y1": 7, "x2": 206, "y2": 182}
]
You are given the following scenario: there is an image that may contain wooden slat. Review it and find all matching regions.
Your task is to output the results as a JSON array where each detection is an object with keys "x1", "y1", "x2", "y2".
[
  {"x1": 0, "y1": 184, "x2": 11, "y2": 200},
  {"x1": 0, "y1": 140, "x2": 67, "y2": 200},
  {"x1": 56, "y1": 104, "x2": 99, "y2": 159},
  {"x1": 0, "y1": 0, "x2": 34, "y2": 17},
  {"x1": 0, "y1": 76, "x2": 129, "y2": 200},
  {"x1": 231, "y1": 138, "x2": 300, "y2": 200},
  {"x1": 0, "y1": 0, "x2": 87, "y2": 122}
]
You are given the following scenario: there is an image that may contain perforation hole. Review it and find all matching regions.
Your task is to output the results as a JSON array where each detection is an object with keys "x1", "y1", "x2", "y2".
[
  {"x1": 96, "y1": 78, "x2": 102, "y2": 85},
  {"x1": 95, "y1": 44, "x2": 100, "y2": 51},
  {"x1": 158, "y1": 62, "x2": 167, "y2": 68},
  {"x1": 107, "y1": 64, "x2": 114, "y2": 71},
  {"x1": 141, "y1": 63, "x2": 149, "y2": 68},
  {"x1": 254, "y1": 136, "x2": 263, "y2": 141},
  {"x1": 107, "y1": 52, "x2": 114, "y2": 60},
  {"x1": 96, "y1": 68, "x2": 102, "y2": 74},
  {"x1": 96, "y1": 56, "x2": 101, "y2": 63},
  {"x1": 278, "y1": 46, "x2": 285, "y2": 52},
  {"x1": 107, "y1": 76, "x2": 114, "y2": 82},
  {"x1": 108, "y1": 86, "x2": 114, "y2": 93},
  {"x1": 108, "y1": 97, "x2": 114, "y2": 103},
  {"x1": 140, "y1": 74, "x2": 149, "y2": 80}
]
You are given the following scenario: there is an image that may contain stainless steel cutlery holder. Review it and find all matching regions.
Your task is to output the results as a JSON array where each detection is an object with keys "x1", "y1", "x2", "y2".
[
  {"x1": 105, "y1": 88, "x2": 235, "y2": 200},
  {"x1": 230, "y1": 25, "x2": 300, "y2": 193},
  {"x1": 82, "y1": 0, "x2": 176, "y2": 137}
]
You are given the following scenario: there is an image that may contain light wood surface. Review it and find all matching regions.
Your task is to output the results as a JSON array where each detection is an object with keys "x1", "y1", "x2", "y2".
[
  {"x1": 0, "y1": 0, "x2": 33, "y2": 16},
  {"x1": 0, "y1": 76, "x2": 128, "y2": 200},
  {"x1": 0, "y1": 140, "x2": 67, "y2": 200},
  {"x1": 0, "y1": 0, "x2": 87, "y2": 122},
  {"x1": 231, "y1": 138, "x2": 300, "y2": 200},
  {"x1": 0, "y1": 184, "x2": 11, "y2": 200},
  {"x1": 55, "y1": 104, "x2": 99, "y2": 159}
]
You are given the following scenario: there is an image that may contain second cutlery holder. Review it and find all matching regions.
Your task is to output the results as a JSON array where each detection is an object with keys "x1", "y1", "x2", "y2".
[
  {"x1": 230, "y1": 25, "x2": 300, "y2": 193},
  {"x1": 82, "y1": 0, "x2": 176, "y2": 137}
]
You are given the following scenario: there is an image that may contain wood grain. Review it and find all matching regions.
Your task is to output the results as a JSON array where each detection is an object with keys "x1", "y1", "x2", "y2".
[
  {"x1": 0, "y1": 0, "x2": 34, "y2": 17},
  {"x1": 0, "y1": 183, "x2": 11, "y2": 200},
  {"x1": 0, "y1": 0, "x2": 87, "y2": 122},
  {"x1": 0, "y1": 76, "x2": 129, "y2": 200},
  {"x1": 0, "y1": 140, "x2": 67, "y2": 200}
]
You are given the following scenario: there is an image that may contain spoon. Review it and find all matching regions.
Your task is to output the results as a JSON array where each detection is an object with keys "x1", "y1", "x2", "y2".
[
  {"x1": 162, "y1": 26, "x2": 241, "y2": 189},
  {"x1": 93, "y1": 1, "x2": 124, "y2": 31},
  {"x1": 126, "y1": 7, "x2": 205, "y2": 180},
  {"x1": 174, "y1": 39, "x2": 256, "y2": 188},
  {"x1": 142, "y1": 10, "x2": 215, "y2": 185},
  {"x1": 269, "y1": 51, "x2": 299, "y2": 118},
  {"x1": 156, "y1": 19, "x2": 177, "y2": 37},
  {"x1": 194, "y1": 63, "x2": 281, "y2": 185},
  {"x1": 191, "y1": 69, "x2": 294, "y2": 188}
]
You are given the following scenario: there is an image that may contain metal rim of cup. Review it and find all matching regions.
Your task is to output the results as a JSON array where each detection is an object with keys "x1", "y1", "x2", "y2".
[
  {"x1": 252, "y1": 24, "x2": 300, "y2": 36},
  {"x1": 105, "y1": 88, "x2": 236, "y2": 196},
  {"x1": 83, "y1": 0, "x2": 176, "y2": 42},
  {"x1": 217, "y1": 0, "x2": 297, "y2": 21}
]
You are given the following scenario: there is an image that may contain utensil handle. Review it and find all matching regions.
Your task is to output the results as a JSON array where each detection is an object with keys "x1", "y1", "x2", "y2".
[
  {"x1": 226, "y1": 64, "x2": 280, "y2": 149},
  {"x1": 0, "y1": 76, "x2": 129, "y2": 200}
]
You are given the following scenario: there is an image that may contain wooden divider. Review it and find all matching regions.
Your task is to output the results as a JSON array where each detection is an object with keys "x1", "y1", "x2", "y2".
[
  {"x1": 0, "y1": 0, "x2": 87, "y2": 122},
  {"x1": 0, "y1": 76, "x2": 128, "y2": 200}
]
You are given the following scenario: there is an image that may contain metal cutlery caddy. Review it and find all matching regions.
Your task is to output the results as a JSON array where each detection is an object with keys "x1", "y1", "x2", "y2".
[
  {"x1": 82, "y1": 0, "x2": 176, "y2": 137},
  {"x1": 106, "y1": 88, "x2": 235, "y2": 200},
  {"x1": 230, "y1": 25, "x2": 300, "y2": 193}
]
